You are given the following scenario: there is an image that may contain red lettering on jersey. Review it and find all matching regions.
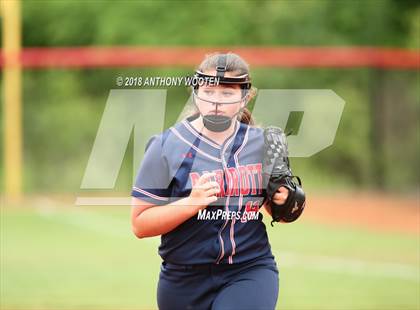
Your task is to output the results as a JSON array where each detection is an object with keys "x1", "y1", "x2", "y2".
[
  {"x1": 241, "y1": 200, "x2": 259, "y2": 223},
  {"x1": 189, "y1": 172, "x2": 200, "y2": 187},
  {"x1": 189, "y1": 164, "x2": 261, "y2": 198},
  {"x1": 254, "y1": 163, "x2": 263, "y2": 195},
  {"x1": 248, "y1": 163, "x2": 263, "y2": 195},
  {"x1": 190, "y1": 170, "x2": 225, "y2": 197},
  {"x1": 239, "y1": 166, "x2": 250, "y2": 195},
  {"x1": 245, "y1": 200, "x2": 259, "y2": 213},
  {"x1": 214, "y1": 169, "x2": 225, "y2": 197},
  {"x1": 228, "y1": 167, "x2": 240, "y2": 196},
  {"x1": 248, "y1": 164, "x2": 257, "y2": 195}
]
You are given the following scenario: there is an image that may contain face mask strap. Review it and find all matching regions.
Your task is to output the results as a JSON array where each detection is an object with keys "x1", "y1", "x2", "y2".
[
  {"x1": 192, "y1": 72, "x2": 251, "y2": 90},
  {"x1": 216, "y1": 54, "x2": 228, "y2": 78}
]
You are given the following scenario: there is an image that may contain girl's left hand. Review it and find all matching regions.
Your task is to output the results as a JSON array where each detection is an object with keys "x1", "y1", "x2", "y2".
[{"x1": 272, "y1": 186, "x2": 289, "y2": 205}]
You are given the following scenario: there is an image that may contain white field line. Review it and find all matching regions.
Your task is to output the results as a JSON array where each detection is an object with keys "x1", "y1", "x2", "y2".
[
  {"x1": 35, "y1": 203, "x2": 160, "y2": 245},
  {"x1": 75, "y1": 196, "x2": 131, "y2": 206},
  {"x1": 274, "y1": 251, "x2": 420, "y2": 282},
  {"x1": 34, "y1": 201, "x2": 419, "y2": 282}
]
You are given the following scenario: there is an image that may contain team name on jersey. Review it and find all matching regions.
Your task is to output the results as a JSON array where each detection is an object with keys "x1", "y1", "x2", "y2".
[{"x1": 189, "y1": 163, "x2": 263, "y2": 197}]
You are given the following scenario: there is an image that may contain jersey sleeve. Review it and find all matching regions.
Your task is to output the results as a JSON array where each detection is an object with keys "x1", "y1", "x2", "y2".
[{"x1": 131, "y1": 134, "x2": 172, "y2": 205}]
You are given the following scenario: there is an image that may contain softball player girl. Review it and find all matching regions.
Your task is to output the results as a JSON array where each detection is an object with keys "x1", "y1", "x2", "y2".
[{"x1": 131, "y1": 53, "x2": 290, "y2": 310}]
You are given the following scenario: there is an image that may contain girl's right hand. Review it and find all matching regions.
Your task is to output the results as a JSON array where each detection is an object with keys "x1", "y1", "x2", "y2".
[{"x1": 189, "y1": 172, "x2": 220, "y2": 209}]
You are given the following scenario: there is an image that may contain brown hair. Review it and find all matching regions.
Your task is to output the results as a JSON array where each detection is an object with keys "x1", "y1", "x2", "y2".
[{"x1": 191, "y1": 52, "x2": 257, "y2": 125}]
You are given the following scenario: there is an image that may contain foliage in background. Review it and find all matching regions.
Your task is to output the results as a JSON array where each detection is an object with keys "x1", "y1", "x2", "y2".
[{"x1": 0, "y1": 0, "x2": 418, "y2": 193}]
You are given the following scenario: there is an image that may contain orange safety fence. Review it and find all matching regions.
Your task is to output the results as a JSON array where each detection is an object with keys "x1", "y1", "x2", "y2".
[{"x1": 1, "y1": 46, "x2": 419, "y2": 69}]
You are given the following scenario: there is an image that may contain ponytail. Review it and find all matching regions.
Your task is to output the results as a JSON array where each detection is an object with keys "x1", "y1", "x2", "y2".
[{"x1": 239, "y1": 108, "x2": 254, "y2": 125}]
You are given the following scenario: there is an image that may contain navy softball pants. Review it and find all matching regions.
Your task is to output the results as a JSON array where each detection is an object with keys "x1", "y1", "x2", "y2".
[{"x1": 157, "y1": 256, "x2": 279, "y2": 310}]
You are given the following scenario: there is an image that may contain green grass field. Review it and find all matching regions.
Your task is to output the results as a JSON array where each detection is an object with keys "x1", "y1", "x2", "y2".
[{"x1": 1, "y1": 201, "x2": 419, "y2": 310}]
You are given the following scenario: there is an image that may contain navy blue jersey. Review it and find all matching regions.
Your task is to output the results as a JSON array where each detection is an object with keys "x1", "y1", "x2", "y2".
[{"x1": 131, "y1": 116, "x2": 274, "y2": 265}]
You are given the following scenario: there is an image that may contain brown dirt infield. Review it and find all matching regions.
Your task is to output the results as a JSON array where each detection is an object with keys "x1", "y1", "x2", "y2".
[
  {"x1": 4, "y1": 192, "x2": 419, "y2": 235},
  {"x1": 301, "y1": 192, "x2": 419, "y2": 235}
]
